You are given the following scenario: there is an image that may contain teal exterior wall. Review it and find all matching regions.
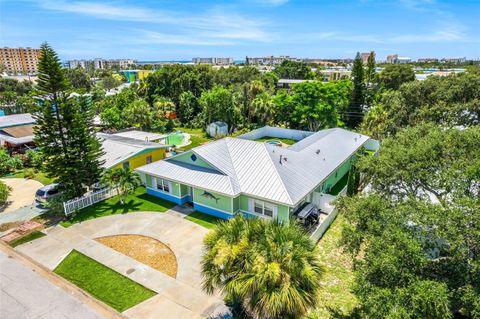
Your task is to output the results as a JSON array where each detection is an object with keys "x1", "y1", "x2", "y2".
[
  {"x1": 315, "y1": 154, "x2": 356, "y2": 193},
  {"x1": 193, "y1": 188, "x2": 233, "y2": 213},
  {"x1": 239, "y1": 195, "x2": 291, "y2": 225},
  {"x1": 171, "y1": 152, "x2": 217, "y2": 170}
]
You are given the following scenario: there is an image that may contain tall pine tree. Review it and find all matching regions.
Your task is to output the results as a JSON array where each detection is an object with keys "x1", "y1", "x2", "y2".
[
  {"x1": 346, "y1": 52, "x2": 365, "y2": 128},
  {"x1": 33, "y1": 43, "x2": 104, "y2": 199},
  {"x1": 365, "y1": 51, "x2": 377, "y2": 108}
]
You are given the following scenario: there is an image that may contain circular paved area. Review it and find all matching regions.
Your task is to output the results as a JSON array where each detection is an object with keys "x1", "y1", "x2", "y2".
[
  {"x1": 0, "y1": 178, "x2": 43, "y2": 214},
  {"x1": 16, "y1": 211, "x2": 228, "y2": 319}
]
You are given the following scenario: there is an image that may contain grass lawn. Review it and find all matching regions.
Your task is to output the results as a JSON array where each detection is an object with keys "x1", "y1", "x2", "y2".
[
  {"x1": 175, "y1": 127, "x2": 213, "y2": 151},
  {"x1": 54, "y1": 250, "x2": 156, "y2": 312},
  {"x1": 184, "y1": 211, "x2": 222, "y2": 229},
  {"x1": 9, "y1": 231, "x2": 46, "y2": 247},
  {"x1": 255, "y1": 136, "x2": 298, "y2": 145},
  {"x1": 60, "y1": 186, "x2": 175, "y2": 227},
  {"x1": 3, "y1": 169, "x2": 55, "y2": 186},
  {"x1": 310, "y1": 214, "x2": 358, "y2": 318},
  {"x1": 328, "y1": 173, "x2": 349, "y2": 196}
]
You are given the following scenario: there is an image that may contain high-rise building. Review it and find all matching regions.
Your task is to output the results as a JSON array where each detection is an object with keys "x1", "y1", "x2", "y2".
[
  {"x1": 0, "y1": 47, "x2": 42, "y2": 74},
  {"x1": 360, "y1": 52, "x2": 374, "y2": 64},
  {"x1": 67, "y1": 58, "x2": 136, "y2": 70},
  {"x1": 386, "y1": 54, "x2": 398, "y2": 64},
  {"x1": 192, "y1": 57, "x2": 233, "y2": 65}
]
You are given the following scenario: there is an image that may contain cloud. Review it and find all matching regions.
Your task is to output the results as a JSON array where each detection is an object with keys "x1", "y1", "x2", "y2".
[{"x1": 35, "y1": 0, "x2": 272, "y2": 44}]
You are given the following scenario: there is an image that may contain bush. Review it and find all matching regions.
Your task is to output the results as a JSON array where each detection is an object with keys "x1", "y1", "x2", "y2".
[
  {"x1": 0, "y1": 181, "x2": 11, "y2": 207},
  {"x1": 0, "y1": 147, "x2": 24, "y2": 176},
  {"x1": 23, "y1": 168, "x2": 36, "y2": 179},
  {"x1": 24, "y1": 149, "x2": 42, "y2": 170}
]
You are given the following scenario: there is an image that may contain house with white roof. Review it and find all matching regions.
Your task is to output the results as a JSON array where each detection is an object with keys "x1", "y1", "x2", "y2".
[
  {"x1": 97, "y1": 133, "x2": 168, "y2": 170},
  {"x1": 136, "y1": 126, "x2": 379, "y2": 230}
]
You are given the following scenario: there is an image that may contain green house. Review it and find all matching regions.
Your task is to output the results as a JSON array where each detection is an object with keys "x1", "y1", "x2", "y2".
[{"x1": 135, "y1": 127, "x2": 378, "y2": 225}]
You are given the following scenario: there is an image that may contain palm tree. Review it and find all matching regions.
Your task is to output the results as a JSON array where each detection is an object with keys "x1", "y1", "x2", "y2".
[
  {"x1": 101, "y1": 168, "x2": 141, "y2": 204},
  {"x1": 202, "y1": 215, "x2": 323, "y2": 319}
]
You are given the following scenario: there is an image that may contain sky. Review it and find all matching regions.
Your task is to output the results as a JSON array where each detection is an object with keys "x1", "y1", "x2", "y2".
[{"x1": 0, "y1": 0, "x2": 479, "y2": 61}]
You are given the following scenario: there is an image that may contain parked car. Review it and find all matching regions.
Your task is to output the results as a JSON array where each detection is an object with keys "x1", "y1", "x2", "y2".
[{"x1": 35, "y1": 183, "x2": 61, "y2": 203}]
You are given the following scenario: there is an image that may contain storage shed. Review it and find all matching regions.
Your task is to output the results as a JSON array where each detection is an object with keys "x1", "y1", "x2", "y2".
[{"x1": 206, "y1": 121, "x2": 228, "y2": 137}]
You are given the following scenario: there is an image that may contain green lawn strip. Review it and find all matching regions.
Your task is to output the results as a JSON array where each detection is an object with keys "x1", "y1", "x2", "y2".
[
  {"x1": 311, "y1": 215, "x2": 358, "y2": 318},
  {"x1": 254, "y1": 136, "x2": 297, "y2": 145},
  {"x1": 184, "y1": 211, "x2": 221, "y2": 229},
  {"x1": 2, "y1": 170, "x2": 55, "y2": 185},
  {"x1": 328, "y1": 173, "x2": 349, "y2": 196},
  {"x1": 60, "y1": 186, "x2": 175, "y2": 227},
  {"x1": 175, "y1": 127, "x2": 213, "y2": 151},
  {"x1": 9, "y1": 231, "x2": 46, "y2": 247},
  {"x1": 54, "y1": 250, "x2": 156, "y2": 312}
]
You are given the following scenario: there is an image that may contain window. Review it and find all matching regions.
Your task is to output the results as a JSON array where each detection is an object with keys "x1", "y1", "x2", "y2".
[
  {"x1": 123, "y1": 161, "x2": 130, "y2": 170},
  {"x1": 253, "y1": 200, "x2": 274, "y2": 217},
  {"x1": 146, "y1": 156, "x2": 152, "y2": 164},
  {"x1": 156, "y1": 178, "x2": 170, "y2": 193}
]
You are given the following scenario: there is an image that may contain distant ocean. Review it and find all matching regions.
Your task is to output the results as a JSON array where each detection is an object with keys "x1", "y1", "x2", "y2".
[{"x1": 138, "y1": 60, "x2": 245, "y2": 65}]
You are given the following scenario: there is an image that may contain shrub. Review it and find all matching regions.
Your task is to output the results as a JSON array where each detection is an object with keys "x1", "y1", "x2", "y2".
[
  {"x1": 23, "y1": 168, "x2": 36, "y2": 179},
  {"x1": 0, "y1": 181, "x2": 11, "y2": 207}
]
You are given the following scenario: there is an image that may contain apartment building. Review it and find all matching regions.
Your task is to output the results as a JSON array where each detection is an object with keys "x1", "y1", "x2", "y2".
[
  {"x1": 246, "y1": 55, "x2": 299, "y2": 66},
  {"x1": 67, "y1": 58, "x2": 136, "y2": 70},
  {"x1": 192, "y1": 57, "x2": 233, "y2": 65},
  {"x1": 0, "y1": 47, "x2": 42, "y2": 75}
]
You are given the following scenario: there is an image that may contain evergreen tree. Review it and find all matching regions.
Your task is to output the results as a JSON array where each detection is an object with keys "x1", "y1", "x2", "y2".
[
  {"x1": 33, "y1": 43, "x2": 104, "y2": 199},
  {"x1": 365, "y1": 51, "x2": 377, "y2": 108},
  {"x1": 346, "y1": 52, "x2": 365, "y2": 128}
]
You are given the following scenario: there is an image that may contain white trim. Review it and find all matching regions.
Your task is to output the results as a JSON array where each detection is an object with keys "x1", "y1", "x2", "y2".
[{"x1": 146, "y1": 186, "x2": 186, "y2": 199}]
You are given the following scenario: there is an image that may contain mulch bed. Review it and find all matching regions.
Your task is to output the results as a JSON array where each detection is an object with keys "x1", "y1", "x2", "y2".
[{"x1": 95, "y1": 234, "x2": 178, "y2": 278}]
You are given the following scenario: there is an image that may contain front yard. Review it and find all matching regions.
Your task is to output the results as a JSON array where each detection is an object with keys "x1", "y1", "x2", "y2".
[
  {"x1": 184, "y1": 211, "x2": 222, "y2": 229},
  {"x1": 60, "y1": 186, "x2": 175, "y2": 227},
  {"x1": 54, "y1": 250, "x2": 156, "y2": 312}
]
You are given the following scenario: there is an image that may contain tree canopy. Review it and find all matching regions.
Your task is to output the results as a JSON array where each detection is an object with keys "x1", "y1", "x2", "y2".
[
  {"x1": 202, "y1": 215, "x2": 323, "y2": 319},
  {"x1": 338, "y1": 124, "x2": 480, "y2": 318}
]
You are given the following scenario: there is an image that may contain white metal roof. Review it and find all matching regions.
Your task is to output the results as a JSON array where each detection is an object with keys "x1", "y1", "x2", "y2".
[
  {"x1": 97, "y1": 133, "x2": 166, "y2": 169},
  {"x1": 0, "y1": 113, "x2": 35, "y2": 129},
  {"x1": 136, "y1": 128, "x2": 370, "y2": 206},
  {"x1": 113, "y1": 130, "x2": 166, "y2": 142}
]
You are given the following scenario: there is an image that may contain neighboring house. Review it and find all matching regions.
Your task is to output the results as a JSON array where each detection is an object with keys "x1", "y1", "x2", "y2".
[
  {"x1": 0, "y1": 113, "x2": 36, "y2": 152},
  {"x1": 136, "y1": 127, "x2": 379, "y2": 225},
  {"x1": 276, "y1": 79, "x2": 314, "y2": 90},
  {"x1": 98, "y1": 133, "x2": 168, "y2": 170},
  {"x1": 206, "y1": 121, "x2": 228, "y2": 137},
  {"x1": 113, "y1": 130, "x2": 166, "y2": 143}
]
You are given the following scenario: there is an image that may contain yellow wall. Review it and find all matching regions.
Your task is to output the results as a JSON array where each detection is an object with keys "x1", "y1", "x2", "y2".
[{"x1": 114, "y1": 148, "x2": 166, "y2": 170}]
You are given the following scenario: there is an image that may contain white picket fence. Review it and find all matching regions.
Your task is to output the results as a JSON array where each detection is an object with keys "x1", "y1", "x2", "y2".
[{"x1": 63, "y1": 187, "x2": 118, "y2": 216}]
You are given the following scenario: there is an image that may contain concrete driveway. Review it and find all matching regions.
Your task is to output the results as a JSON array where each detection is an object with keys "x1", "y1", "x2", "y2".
[
  {"x1": 0, "y1": 178, "x2": 43, "y2": 213},
  {"x1": 0, "y1": 178, "x2": 47, "y2": 225},
  {"x1": 16, "y1": 211, "x2": 228, "y2": 319}
]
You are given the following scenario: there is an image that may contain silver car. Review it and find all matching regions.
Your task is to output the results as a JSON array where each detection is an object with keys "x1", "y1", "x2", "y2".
[{"x1": 35, "y1": 183, "x2": 61, "y2": 203}]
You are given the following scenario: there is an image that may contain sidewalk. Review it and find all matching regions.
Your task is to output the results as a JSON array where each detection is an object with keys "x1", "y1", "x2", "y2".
[{"x1": 0, "y1": 243, "x2": 122, "y2": 319}]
